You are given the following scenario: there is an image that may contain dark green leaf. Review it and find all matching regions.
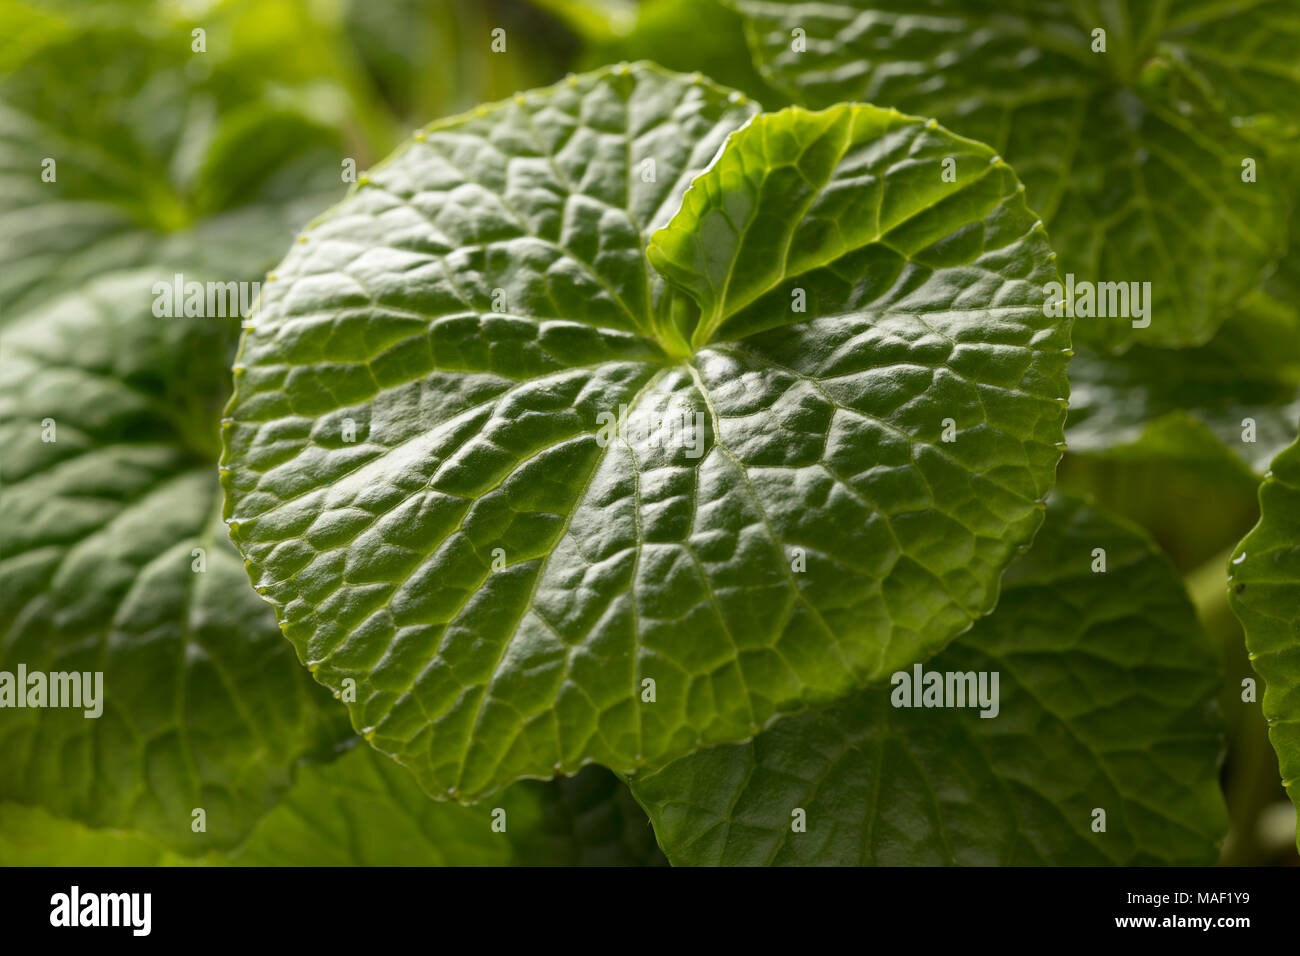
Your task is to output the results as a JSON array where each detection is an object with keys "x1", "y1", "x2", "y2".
[
  {"x1": 1228, "y1": 422, "x2": 1300, "y2": 849},
  {"x1": 1066, "y1": 303, "x2": 1300, "y2": 476},
  {"x1": 0, "y1": 270, "x2": 350, "y2": 852},
  {"x1": 631, "y1": 496, "x2": 1228, "y2": 865},
  {"x1": 0, "y1": 744, "x2": 662, "y2": 866}
]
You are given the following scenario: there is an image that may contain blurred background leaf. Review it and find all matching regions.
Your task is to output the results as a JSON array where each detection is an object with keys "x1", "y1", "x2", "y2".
[{"x1": 0, "y1": 744, "x2": 664, "y2": 866}]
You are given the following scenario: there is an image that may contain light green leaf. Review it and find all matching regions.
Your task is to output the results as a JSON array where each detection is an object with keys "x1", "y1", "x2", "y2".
[
  {"x1": 529, "y1": 0, "x2": 641, "y2": 40},
  {"x1": 0, "y1": 18, "x2": 348, "y2": 318},
  {"x1": 725, "y1": 0, "x2": 1297, "y2": 351},
  {"x1": 566, "y1": 0, "x2": 786, "y2": 107},
  {"x1": 220, "y1": 742, "x2": 519, "y2": 866},
  {"x1": 0, "y1": 269, "x2": 350, "y2": 852},
  {"x1": 227, "y1": 743, "x2": 665, "y2": 867},
  {"x1": 222, "y1": 63, "x2": 1069, "y2": 802},
  {"x1": 0, "y1": 744, "x2": 663, "y2": 866},
  {"x1": 0, "y1": 0, "x2": 70, "y2": 73},
  {"x1": 631, "y1": 495, "x2": 1228, "y2": 865},
  {"x1": 1229, "y1": 422, "x2": 1300, "y2": 849},
  {"x1": 646, "y1": 103, "x2": 1056, "y2": 349},
  {"x1": 0, "y1": 802, "x2": 187, "y2": 867},
  {"x1": 341, "y1": 0, "x2": 583, "y2": 127}
]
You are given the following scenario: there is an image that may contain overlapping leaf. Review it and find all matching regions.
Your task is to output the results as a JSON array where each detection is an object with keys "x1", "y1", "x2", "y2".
[
  {"x1": 224, "y1": 745, "x2": 663, "y2": 866},
  {"x1": 221, "y1": 63, "x2": 1069, "y2": 802},
  {"x1": 221, "y1": 741, "x2": 518, "y2": 865},
  {"x1": 725, "y1": 0, "x2": 1298, "y2": 351},
  {"x1": 0, "y1": 270, "x2": 350, "y2": 852},
  {"x1": 631, "y1": 496, "x2": 1228, "y2": 865},
  {"x1": 1067, "y1": 305, "x2": 1300, "y2": 476},
  {"x1": 1229, "y1": 423, "x2": 1300, "y2": 848},
  {"x1": 0, "y1": 744, "x2": 662, "y2": 865},
  {"x1": 1066, "y1": 202, "x2": 1300, "y2": 474}
]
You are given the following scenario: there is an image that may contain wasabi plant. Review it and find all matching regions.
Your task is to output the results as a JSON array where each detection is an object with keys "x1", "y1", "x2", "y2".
[{"x1": 1, "y1": 0, "x2": 1296, "y2": 868}]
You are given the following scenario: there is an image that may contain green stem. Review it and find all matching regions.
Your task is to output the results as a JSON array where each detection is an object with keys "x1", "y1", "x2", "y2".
[{"x1": 1185, "y1": 544, "x2": 1236, "y2": 629}]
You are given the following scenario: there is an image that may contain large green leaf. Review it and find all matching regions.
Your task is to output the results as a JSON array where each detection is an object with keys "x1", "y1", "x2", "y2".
[
  {"x1": 725, "y1": 0, "x2": 1298, "y2": 351},
  {"x1": 0, "y1": 744, "x2": 662, "y2": 866},
  {"x1": 1229, "y1": 422, "x2": 1300, "y2": 848},
  {"x1": 222, "y1": 63, "x2": 1069, "y2": 802},
  {"x1": 631, "y1": 495, "x2": 1228, "y2": 865},
  {"x1": 0, "y1": 269, "x2": 350, "y2": 852}
]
